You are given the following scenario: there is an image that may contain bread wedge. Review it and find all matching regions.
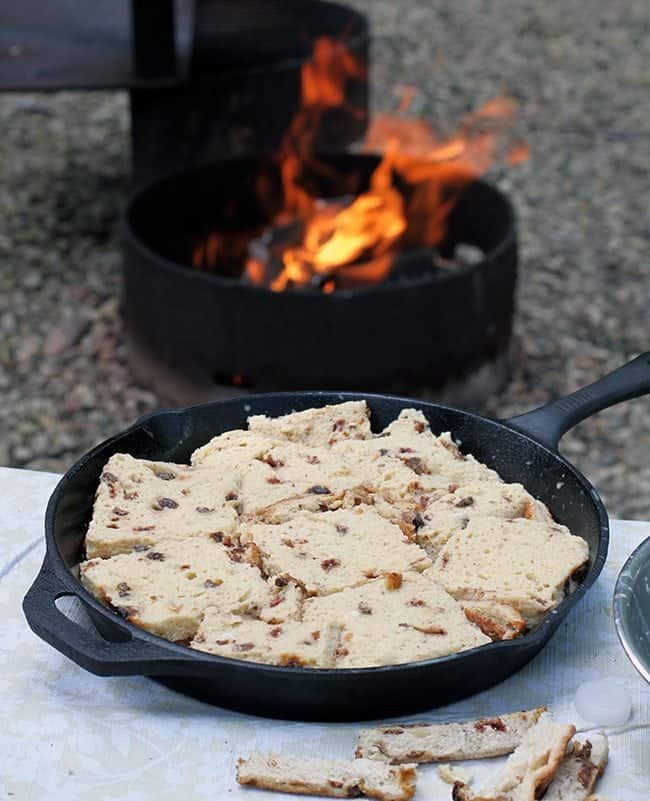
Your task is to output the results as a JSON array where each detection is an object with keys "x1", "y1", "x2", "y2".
[
  {"x1": 190, "y1": 610, "x2": 341, "y2": 667},
  {"x1": 241, "y1": 508, "x2": 431, "y2": 597},
  {"x1": 80, "y1": 534, "x2": 270, "y2": 641},
  {"x1": 332, "y1": 412, "x2": 497, "y2": 494},
  {"x1": 85, "y1": 453, "x2": 239, "y2": 558},
  {"x1": 430, "y1": 518, "x2": 589, "y2": 626},
  {"x1": 248, "y1": 400, "x2": 371, "y2": 447},
  {"x1": 237, "y1": 753, "x2": 416, "y2": 801},
  {"x1": 303, "y1": 571, "x2": 489, "y2": 668}
]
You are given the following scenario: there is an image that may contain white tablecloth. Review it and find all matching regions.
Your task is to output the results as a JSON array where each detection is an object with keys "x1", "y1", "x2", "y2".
[{"x1": 0, "y1": 466, "x2": 648, "y2": 800}]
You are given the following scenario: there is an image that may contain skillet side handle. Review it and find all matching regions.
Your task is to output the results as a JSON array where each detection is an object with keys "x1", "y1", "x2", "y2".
[
  {"x1": 508, "y1": 352, "x2": 650, "y2": 452},
  {"x1": 23, "y1": 557, "x2": 200, "y2": 676}
]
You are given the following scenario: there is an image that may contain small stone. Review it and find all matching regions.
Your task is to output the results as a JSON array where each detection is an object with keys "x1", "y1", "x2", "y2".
[{"x1": 43, "y1": 316, "x2": 89, "y2": 357}]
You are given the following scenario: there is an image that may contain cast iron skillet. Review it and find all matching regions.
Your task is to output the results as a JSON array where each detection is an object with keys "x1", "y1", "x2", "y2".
[{"x1": 23, "y1": 353, "x2": 650, "y2": 721}]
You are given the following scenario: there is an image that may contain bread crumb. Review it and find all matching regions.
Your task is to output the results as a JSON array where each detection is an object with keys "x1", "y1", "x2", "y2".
[{"x1": 437, "y1": 763, "x2": 472, "y2": 785}]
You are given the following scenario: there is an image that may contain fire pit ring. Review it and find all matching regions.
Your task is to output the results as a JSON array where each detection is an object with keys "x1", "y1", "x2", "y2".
[{"x1": 122, "y1": 154, "x2": 517, "y2": 404}]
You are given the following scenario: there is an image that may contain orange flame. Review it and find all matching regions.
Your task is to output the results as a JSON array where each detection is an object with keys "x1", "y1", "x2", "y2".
[
  {"x1": 194, "y1": 37, "x2": 527, "y2": 291},
  {"x1": 270, "y1": 146, "x2": 406, "y2": 291}
]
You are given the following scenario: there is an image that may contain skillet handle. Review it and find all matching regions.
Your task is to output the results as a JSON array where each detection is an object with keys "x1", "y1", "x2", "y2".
[
  {"x1": 23, "y1": 557, "x2": 201, "y2": 676},
  {"x1": 507, "y1": 352, "x2": 650, "y2": 452}
]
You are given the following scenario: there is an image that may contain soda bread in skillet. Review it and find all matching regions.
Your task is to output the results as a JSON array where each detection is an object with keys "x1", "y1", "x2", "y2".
[
  {"x1": 191, "y1": 568, "x2": 490, "y2": 667},
  {"x1": 429, "y1": 518, "x2": 590, "y2": 626},
  {"x1": 80, "y1": 400, "x2": 590, "y2": 667},
  {"x1": 341, "y1": 408, "x2": 499, "y2": 485},
  {"x1": 196, "y1": 435, "x2": 413, "y2": 521},
  {"x1": 236, "y1": 753, "x2": 417, "y2": 801},
  {"x1": 355, "y1": 707, "x2": 546, "y2": 763},
  {"x1": 191, "y1": 427, "x2": 274, "y2": 467},
  {"x1": 192, "y1": 433, "x2": 372, "y2": 526},
  {"x1": 85, "y1": 453, "x2": 239, "y2": 558},
  {"x1": 234, "y1": 442, "x2": 373, "y2": 518},
  {"x1": 452, "y1": 713, "x2": 576, "y2": 801},
  {"x1": 80, "y1": 534, "x2": 271, "y2": 641},
  {"x1": 330, "y1": 408, "x2": 552, "y2": 543},
  {"x1": 247, "y1": 399, "x2": 372, "y2": 447},
  {"x1": 190, "y1": 608, "x2": 342, "y2": 667},
  {"x1": 240, "y1": 508, "x2": 432, "y2": 597},
  {"x1": 301, "y1": 571, "x2": 490, "y2": 667},
  {"x1": 413, "y1": 480, "x2": 551, "y2": 557}
]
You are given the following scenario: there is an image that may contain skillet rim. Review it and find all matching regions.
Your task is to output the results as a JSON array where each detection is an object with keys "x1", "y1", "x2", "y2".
[{"x1": 43, "y1": 390, "x2": 609, "y2": 677}]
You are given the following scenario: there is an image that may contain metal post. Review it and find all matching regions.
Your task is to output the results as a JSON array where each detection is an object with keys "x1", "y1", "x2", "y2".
[{"x1": 131, "y1": 0, "x2": 177, "y2": 79}]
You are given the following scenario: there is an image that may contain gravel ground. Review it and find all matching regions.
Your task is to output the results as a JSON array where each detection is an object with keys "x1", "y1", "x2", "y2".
[{"x1": 1, "y1": 1, "x2": 649, "y2": 518}]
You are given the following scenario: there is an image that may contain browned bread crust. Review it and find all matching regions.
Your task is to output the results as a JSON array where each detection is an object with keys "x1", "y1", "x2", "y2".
[{"x1": 237, "y1": 753, "x2": 417, "y2": 801}]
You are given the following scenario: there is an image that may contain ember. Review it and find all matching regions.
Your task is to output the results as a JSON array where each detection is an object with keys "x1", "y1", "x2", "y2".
[{"x1": 191, "y1": 37, "x2": 525, "y2": 293}]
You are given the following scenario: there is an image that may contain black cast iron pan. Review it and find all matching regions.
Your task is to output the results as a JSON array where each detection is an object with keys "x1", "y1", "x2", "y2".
[{"x1": 23, "y1": 353, "x2": 650, "y2": 720}]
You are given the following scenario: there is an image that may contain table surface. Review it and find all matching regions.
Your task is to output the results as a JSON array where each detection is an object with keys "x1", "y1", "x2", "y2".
[{"x1": 1, "y1": 466, "x2": 648, "y2": 800}]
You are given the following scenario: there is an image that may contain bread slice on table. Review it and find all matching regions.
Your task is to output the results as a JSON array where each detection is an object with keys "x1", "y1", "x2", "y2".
[
  {"x1": 237, "y1": 753, "x2": 417, "y2": 801},
  {"x1": 247, "y1": 400, "x2": 372, "y2": 447},
  {"x1": 356, "y1": 707, "x2": 546, "y2": 763},
  {"x1": 85, "y1": 453, "x2": 239, "y2": 558},
  {"x1": 190, "y1": 609, "x2": 341, "y2": 667},
  {"x1": 429, "y1": 518, "x2": 589, "y2": 626},
  {"x1": 79, "y1": 534, "x2": 270, "y2": 641},
  {"x1": 543, "y1": 735, "x2": 608, "y2": 801},
  {"x1": 452, "y1": 713, "x2": 575, "y2": 801},
  {"x1": 302, "y1": 570, "x2": 490, "y2": 668},
  {"x1": 241, "y1": 508, "x2": 431, "y2": 597}
]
